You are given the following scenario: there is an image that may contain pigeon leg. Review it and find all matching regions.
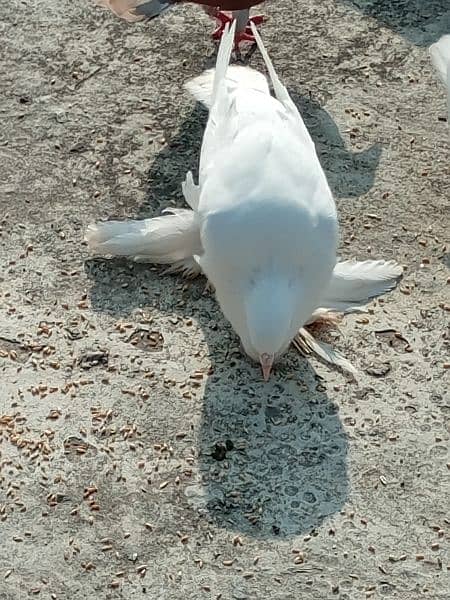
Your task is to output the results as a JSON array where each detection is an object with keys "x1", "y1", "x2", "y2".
[
  {"x1": 161, "y1": 257, "x2": 202, "y2": 279},
  {"x1": 211, "y1": 11, "x2": 265, "y2": 47}
]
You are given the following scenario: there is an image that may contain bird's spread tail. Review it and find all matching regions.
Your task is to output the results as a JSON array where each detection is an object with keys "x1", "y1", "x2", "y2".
[
  {"x1": 85, "y1": 208, "x2": 201, "y2": 266},
  {"x1": 429, "y1": 35, "x2": 450, "y2": 123},
  {"x1": 94, "y1": 0, "x2": 171, "y2": 22},
  {"x1": 185, "y1": 20, "x2": 270, "y2": 111},
  {"x1": 185, "y1": 65, "x2": 269, "y2": 109}
]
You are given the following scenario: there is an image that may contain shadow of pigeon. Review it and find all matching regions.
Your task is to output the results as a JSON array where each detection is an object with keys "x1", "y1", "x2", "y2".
[
  {"x1": 195, "y1": 364, "x2": 349, "y2": 538},
  {"x1": 84, "y1": 253, "x2": 350, "y2": 539},
  {"x1": 343, "y1": 0, "x2": 449, "y2": 47},
  {"x1": 289, "y1": 90, "x2": 382, "y2": 199}
]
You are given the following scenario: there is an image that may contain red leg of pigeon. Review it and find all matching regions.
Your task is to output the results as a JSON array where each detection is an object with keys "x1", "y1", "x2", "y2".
[{"x1": 211, "y1": 11, "x2": 265, "y2": 48}]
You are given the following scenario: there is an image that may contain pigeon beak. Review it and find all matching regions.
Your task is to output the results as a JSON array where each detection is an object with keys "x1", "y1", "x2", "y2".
[{"x1": 260, "y1": 353, "x2": 274, "y2": 382}]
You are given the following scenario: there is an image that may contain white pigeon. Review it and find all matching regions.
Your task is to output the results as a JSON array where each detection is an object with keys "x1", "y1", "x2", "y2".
[
  {"x1": 86, "y1": 21, "x2": 402, "y2": 381},
  {"x1": 429, "y1": 34, "x2": 450, "y2": 125}
]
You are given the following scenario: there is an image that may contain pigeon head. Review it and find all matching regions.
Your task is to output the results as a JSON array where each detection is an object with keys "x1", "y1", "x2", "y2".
[{"x1": 243, "y1": 275, "x2": 300, "y2": 381}]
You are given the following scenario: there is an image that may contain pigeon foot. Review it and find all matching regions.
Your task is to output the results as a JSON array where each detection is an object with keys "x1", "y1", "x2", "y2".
[{"x1": 212, "y1": 11, "x2": 265, "y2": 48}]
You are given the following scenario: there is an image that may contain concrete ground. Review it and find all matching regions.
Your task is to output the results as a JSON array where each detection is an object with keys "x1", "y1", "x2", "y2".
[{"x1": 1, "y1": 1, "x2": 449, "y2": 598}]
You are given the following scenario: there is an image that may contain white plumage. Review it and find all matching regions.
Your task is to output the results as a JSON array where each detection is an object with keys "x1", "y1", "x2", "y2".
[
  {"x1": 429, "y1": 34, "x2": 450, "y2": 125},
  {"x1": 319, "y1": 259, "x2": 403, "y2": 313},
  {"x1": 86, "y1": 22, "x2": 402, "y2": 380},
  {"x1": 85, "y1": 208, "x2": 201, "y2": 271}
]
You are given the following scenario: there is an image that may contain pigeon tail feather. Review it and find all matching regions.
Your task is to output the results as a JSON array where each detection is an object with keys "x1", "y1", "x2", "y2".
[{"x1": 185, "y1": 65, "x2": 269, "y2": 109}]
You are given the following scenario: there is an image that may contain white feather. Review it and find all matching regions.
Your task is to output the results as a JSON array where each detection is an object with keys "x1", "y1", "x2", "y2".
[
  {"x1": 319, "y1": 259, "x2": 403, "y2": 313},
  {"x1": 294, "y1": 327, "x2": 358, "y2": 379},
  {"x1": 429, "y1": 34, "x2": 450, "y2": 124},
  {"x1": 211, "y1": 21, "x2": 236, "y2": 105},
  {"x1": 430, "y1": 34, "x2": 450, "y2": 86},
  {"x1": 84, "y1": 208, "x2": 200, "y2": 264},
  {"x1": 181, "y1": 170, "x2": 200, "y2": 211},
  {"x1": 249, "y1": 22, "x2": 316, "y2": 151},
  {"x1": 185, "y1": 65, "x2": 270, "y2": 110}
]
